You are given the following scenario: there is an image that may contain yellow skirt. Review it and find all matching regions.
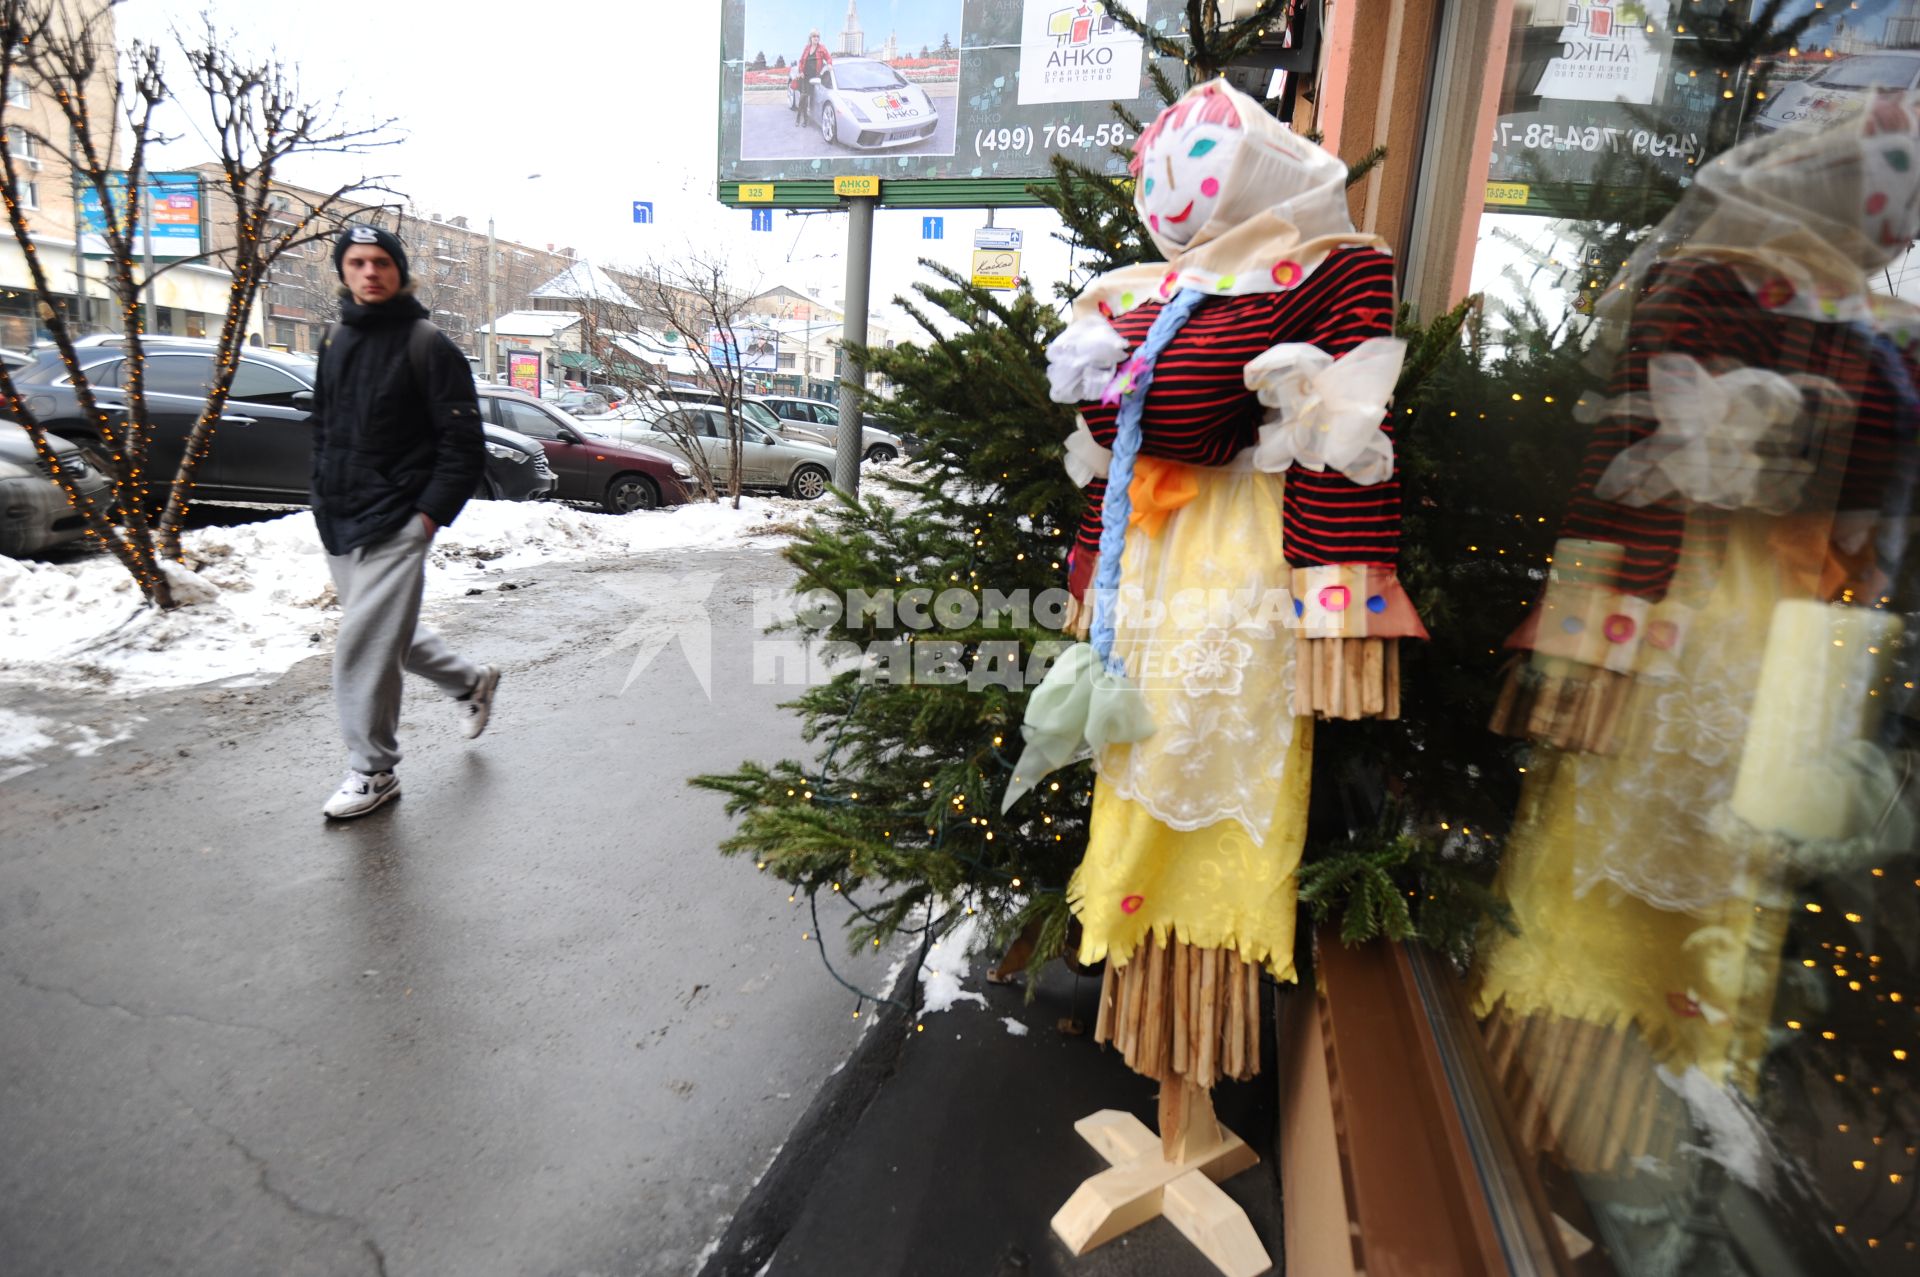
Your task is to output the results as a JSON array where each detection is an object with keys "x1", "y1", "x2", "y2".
[
  {"x1": 1068, "y1": 457, "x2": 1314, "y2": 981},
  {"x1": 1472, "y1": 514, "x2": 1798, "y2": 1093}
]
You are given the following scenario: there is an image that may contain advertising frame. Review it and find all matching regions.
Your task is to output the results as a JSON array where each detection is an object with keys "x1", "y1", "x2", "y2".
[
  {"x1": 506, "y1": 349, "x2": 544, "y2": 395},
  {"x1": 78, "y1": 171, "x2": 205, "y2": 259},
  {"x1": 716, "y1": 0, "x2": 1191, "y2": 211}
]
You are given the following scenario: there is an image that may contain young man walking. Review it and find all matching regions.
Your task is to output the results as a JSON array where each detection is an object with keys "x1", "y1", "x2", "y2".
[{"x1": 312, "y1": 224, "x2": 499, "y2": 819}]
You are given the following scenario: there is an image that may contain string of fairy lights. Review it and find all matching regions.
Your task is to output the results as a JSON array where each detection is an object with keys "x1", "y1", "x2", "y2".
[{"x1": 3, "y1": 26, "x2": 368, "y2": 599}]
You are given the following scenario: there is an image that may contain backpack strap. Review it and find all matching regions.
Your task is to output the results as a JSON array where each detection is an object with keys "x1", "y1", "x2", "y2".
[
  {"x1": 409, "y1": 318, "x2": 437, "y2": 394},
  {"x1": 317, "y1": 318, "x2": 439, "y2": 396}
]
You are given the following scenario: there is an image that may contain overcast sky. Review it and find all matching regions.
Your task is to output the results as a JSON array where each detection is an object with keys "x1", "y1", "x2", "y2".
[{"x1": 116, "y1": 0, "x2": 1084, "y2": 331}]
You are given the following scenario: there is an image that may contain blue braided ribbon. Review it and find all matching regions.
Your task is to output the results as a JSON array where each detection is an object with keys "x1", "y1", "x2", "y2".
[{"x1": 1090, "y1": 288, "x2": 1209, "y2": 675}]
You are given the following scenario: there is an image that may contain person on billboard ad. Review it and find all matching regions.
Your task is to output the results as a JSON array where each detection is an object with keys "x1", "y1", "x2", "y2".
[
  {"x1": 738, "y1": 1, "x2": 961, "y2": 162},
  {"x1": 792, "y1": 27, "x2": 833, "y2": 125}
]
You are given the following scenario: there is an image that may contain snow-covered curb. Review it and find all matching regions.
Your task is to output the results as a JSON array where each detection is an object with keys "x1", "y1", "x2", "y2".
[
  {"x1": 0, "y1": 465, "x2": 924, "y2": 778},
  {"x1": 0, "y1": 495, "x2": 832, "y2": 699}
]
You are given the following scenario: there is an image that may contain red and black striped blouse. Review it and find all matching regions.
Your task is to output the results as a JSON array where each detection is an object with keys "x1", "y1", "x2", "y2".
[
  {"x1": 1071, "y1": 245, "x2": 1403, "y2": 575},
  {"x1": 1563, "y1": 257, "x2": 1917, "y2": 599}
]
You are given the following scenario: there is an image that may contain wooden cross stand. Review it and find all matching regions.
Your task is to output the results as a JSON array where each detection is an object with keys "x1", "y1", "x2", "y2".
[{"x1": 1050, "y1": 1080, "x2": 1273, "y2": 1276}]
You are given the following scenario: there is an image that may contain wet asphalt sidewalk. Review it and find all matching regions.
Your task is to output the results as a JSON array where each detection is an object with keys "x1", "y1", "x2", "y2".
[
  {"x1": 1, "y1": 547, "x2": 892, "y2": 1276},
  {"x1": 702, "y1": 957, "x2": 1285, "y2": 1277}
]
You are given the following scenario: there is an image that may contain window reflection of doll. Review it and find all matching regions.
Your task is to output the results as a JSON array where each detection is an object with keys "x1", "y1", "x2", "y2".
[{"x1": 1475, "y1": 92, "x2": 1920, "y2": 1174}]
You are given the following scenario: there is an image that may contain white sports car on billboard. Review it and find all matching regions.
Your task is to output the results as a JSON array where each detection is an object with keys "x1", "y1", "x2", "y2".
[{"x1": 789, "y1": 57, "x2": 939, "y2": 151}]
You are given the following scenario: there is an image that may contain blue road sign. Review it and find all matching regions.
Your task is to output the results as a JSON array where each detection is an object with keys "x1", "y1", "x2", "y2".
[
  {"x1": 922, "y1": 215, "x2": 944, "y2": 240},
  {"x1": 632, "y1": 201, "x2": 654, "y2": 224},
  {"x1": 750, "y1": 207, "x2": 773, "y2": 232}
]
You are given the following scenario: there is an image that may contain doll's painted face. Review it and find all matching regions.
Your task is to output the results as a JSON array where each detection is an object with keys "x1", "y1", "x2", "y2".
[{"x1": 1135, "y1": 120, "x2": 1244, "y2": 247}]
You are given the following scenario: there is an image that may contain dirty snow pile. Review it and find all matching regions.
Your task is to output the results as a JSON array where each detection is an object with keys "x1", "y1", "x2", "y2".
[{"x1": 0, "y1": 494, "x2": 834, "y2": 698}]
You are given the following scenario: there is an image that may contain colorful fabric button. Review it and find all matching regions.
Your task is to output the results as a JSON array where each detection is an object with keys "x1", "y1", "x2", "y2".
[
  {"x1": 1603, "y1": 613, "x2": 1637, "y2": 643},
  {"x1": 1366, "y1": 594, "x2": 1386, "y2": 614},
  {"x1": 1120, "y1": 292, "x2": 1135, "y2": 308},
  {"x1": 1756, "y1": 277, "x2": 1796, "y2": 309},
  {"x1": 1120, "y1": 894, "x2": 1145, "y2": 914},
  {"x1": 1318, "y1": 585, "x2": 1351, "y2": 612},
  {"x1": 1646, "y1": 619, "x2": 1680, "y2": 650},
  {"x1": 1271, "y1": 259, "x2": 1303, "y2": 288},
  {"x1": 1097, "y1": 299, "x2": 1114, "y2": 319},
  {"x1": 1560, "y1": 616, "x2": 1586, "y2": 635},
  {"x1": 1161, "y1": 271, "x2": 1179, "y2": 297},
  {"x1": 1216, "y1": 274, "x2": 1235, "y2": 289}
]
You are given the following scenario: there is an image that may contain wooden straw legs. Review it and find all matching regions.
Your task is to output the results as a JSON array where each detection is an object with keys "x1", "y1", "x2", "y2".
[
  {"x1": 1092, "y1": 931, "x2": 1264, "y2": 1088},
  {"x1": 1292, "y1": 637, "x2": 1400, "y2": 721},
  {"x1": 1487, "y1": 658, "x2": 1634, "y2": 754},
  {"x1": 1481, "y1": 1006, "x2": 1682, "y2": 1176}
]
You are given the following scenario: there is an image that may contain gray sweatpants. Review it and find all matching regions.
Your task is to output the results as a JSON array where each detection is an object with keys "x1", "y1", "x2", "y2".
[{"x1": 326, "y1": 517, "x2": 481, "y2": 774}]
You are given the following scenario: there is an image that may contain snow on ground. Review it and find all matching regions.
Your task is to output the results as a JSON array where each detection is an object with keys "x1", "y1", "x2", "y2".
[
  {"x1": 0, "y1": 488, "x2": 894, "y2": 699},
  {"x1": 918, "y1": 910, "x2": 989, "y2": 1018},
  {"x1": 0, "y1": 705, "x2": 139, "y2": 783}
]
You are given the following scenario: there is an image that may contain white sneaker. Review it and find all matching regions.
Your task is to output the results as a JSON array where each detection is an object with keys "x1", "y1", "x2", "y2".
[
  {"x1": 322, "y1": 770, "x2": 400, "y2": 819},
  {"x1": 460, "y1": 665, "x2": 500, "y2": 740}
]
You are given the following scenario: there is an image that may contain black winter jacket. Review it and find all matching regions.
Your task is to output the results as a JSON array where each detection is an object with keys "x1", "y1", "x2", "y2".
[{"x1": 310, "y1": 294, "x2": 484, "y2": 555}]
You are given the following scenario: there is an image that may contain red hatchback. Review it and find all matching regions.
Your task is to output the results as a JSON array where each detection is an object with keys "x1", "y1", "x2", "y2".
[{"x1": 476, "y1": 387, "x2": 692, "y2": 512}]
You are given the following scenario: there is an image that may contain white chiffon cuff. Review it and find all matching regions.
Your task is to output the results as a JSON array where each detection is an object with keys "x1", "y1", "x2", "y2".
[
  {"x1": 1062, "y1": 417, "x2": 1111, "y2": 488},
  {"x1": 1244, "y1": 336, "x2": 1405, "y2": 486},
  {"x1": 1046, "y1": 316, "x2": 1130, "y2": 405}
]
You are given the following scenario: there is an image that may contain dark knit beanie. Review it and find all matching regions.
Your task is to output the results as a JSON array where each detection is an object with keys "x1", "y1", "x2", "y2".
[{"x1": 332, "y1": 224, "x2": 411, "y2": 287}]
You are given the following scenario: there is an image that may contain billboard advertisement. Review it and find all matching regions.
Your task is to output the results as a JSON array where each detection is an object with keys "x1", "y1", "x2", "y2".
[
  {"x1": 709, "y1": 325, "x2": 780, "y2": 373},
  {"x1": 79, "y1": 172, "x2": 203, "y2": 259},
  {"x1": 719, "y1": 0, "x2": 1185, "y2": 188},
  {"x1": 1486, "y1": 1, "x2": 1916, "y2": 211}
]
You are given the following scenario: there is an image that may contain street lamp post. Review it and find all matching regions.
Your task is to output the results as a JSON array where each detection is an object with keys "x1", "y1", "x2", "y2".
[
  {"x1": 484, "y1": 216, "x2": 496, "y2": 381},
  {"x1": 483, "y1": 174, "x2": 543, "y2": 384}
]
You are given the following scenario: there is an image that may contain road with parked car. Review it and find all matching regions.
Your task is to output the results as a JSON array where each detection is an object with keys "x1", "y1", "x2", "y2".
[{"x1": 0, "y1": 333, "x2": 923, "y2": 556}]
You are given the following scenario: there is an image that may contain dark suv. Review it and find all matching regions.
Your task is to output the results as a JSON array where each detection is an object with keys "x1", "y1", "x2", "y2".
[{"x1": 3, "y1": 339, "x2": 556, "y2": 508}]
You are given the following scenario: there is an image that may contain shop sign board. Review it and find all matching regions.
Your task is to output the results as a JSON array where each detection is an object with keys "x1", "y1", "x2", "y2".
[
  {"x1": 971, "y1": 247, "x2": 1021, "y2": 290},
  {"x1": 718, "y1": 0, "x2": 1186, "y2": 208},
  {"x1": 79, "y1": 171, "x2": 203, "y2": 258}
]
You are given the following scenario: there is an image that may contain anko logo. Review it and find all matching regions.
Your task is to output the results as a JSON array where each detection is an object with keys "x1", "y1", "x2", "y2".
[
  {"x1": 1046, "y1": 3, "x2": 1119, "y2": 49},
  {"x1": 1018, "y1": 0, "x2": 1146, "y2": 106}
]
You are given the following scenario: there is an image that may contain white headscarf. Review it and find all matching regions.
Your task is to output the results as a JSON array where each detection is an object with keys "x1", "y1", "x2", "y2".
[
  {"x1": 1593, "y1": 88, "x2": 1920, "y2": 341},
  {"x1": 1072, "y1": 80, "x2": 1387, "y2": 323}
]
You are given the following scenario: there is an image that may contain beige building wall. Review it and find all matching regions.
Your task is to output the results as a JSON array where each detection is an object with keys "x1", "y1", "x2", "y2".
[{"x1": 0, "y1": 2, "x2": 246, "y2": 350}]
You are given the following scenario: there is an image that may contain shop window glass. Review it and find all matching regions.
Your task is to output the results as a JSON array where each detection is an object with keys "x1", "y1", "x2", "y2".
[{"x1": 1429, "y1": 4, "x2": 1920, "y2": 1273}]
